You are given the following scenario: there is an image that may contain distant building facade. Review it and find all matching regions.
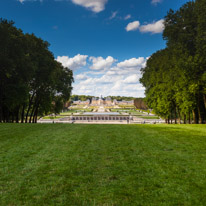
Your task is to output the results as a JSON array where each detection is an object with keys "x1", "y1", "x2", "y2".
[
  {"x1": 117, "y1": 100, "x2": 134, "y2": 105},
  {"x1": 73, "y1": 99, "x2": 90, "y2": 105},
  {"x1": 91, "y1": 96, "x2": 114, "y2": 106},
  {"x1": 73, "y1": 96, "x2": 134, "y2": 106}
]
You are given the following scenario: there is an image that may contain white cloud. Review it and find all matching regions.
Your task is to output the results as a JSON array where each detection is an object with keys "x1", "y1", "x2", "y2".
[
  {"x1": 123, "y1": 74, "x2": 140, "y2": 84},
  {"x1": 126, "y1": 21, "x2": 140, "y2": 32},
  {"x1": 117, "y1": 57, "x2": 146, "y2": 68},
  {"x1": 75, "y1": 73, "x2": 89, "y2": 80},
  {"x1": 151, "y1": 0, "x2": 162, "y2": 5},
  {"x1": 56, "y1": 54, "x2": 88, "y2": 70},
  {"x1": 90, "y1": 56, "x2": 117, "y2": 70},
  {"x1": 109, "y1": 11, "x2": 118, "y2": 20},
  {"x1": 71, "y1": 55, "x2": 148, "y2": 97},
  {"x1": 71, "y1": 0, "x2": 108, "y2": 13},
  {"x1": 126, "y1": 19, "x2": 164, "y2": 34},
  {"x1": 55, "y1": 54, "x2": 147, "y2": 97},
  {"x1": 140, "y1": 19, "x2": 164, "y2": 34},
  {"x1": 73, "y1": 79, "x2": 145, "y2": 97},
  {"x1": 124, "y1": 14, "x2": 131, "y2": 20}
]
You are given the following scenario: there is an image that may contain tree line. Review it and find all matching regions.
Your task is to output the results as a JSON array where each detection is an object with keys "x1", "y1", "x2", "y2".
[
  {"x1": 70, "y1": 95, "x2": 136, "y2": 102},
  {"x1": 108, "y1": 96, "x2": 135, "y2": 101},
  {"x1": 0, "y1": 19, "x2": 73, "y2": 123},
  {"x1": 140, "y1": 0, "x2": 206, "y2": 124},
  {"x1": 71, "y1": 95, "x2": 94, "y2": 102}
]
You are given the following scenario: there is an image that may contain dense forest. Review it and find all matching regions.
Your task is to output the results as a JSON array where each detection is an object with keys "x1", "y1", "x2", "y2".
[
  {"x1": 0, "y1": 19, "x2": 73, "y2": 123},
  {"x1": 140, "y1": 0, "x2": 206, "y2": 124}
]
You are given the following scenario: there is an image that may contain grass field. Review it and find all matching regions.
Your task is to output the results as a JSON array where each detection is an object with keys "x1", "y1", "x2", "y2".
[
  {"x1": 42, "y1": 116, "x2": 63, "y2": 119},
  {"x1": 60, "y1": 109, "x2": 93, "y2": 116},
  {"x1": 139, "y1": 116, "x2": 160, "y2": 119},
  {"x1": 0, "y1": 124, "x2": 206, "y2": 205}
]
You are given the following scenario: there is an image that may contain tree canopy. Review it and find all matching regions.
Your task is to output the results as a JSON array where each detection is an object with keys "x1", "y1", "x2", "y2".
[
  {"x1": 0, "y1": 19, "x2": 73, "y2": 123},
  {"x1": 140, "y1": 0, "x2": 206, "y2": 124}
]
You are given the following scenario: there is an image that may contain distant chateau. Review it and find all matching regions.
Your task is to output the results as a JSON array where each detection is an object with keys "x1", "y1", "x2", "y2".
[{"x1": 73, "y1": 96, "x2": 134, "y2": 106}]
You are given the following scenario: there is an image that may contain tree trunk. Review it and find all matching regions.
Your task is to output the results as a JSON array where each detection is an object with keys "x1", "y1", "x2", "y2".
[
  {"x1": 170, "y1": 110, "x2": 173, "y2": 124},
  {"x1": 33, "y1": 103, "x2": 40, "y2": 123},
  {"x1": 6, "y1": 110, "x2": 10, "y2": 123},
  {"x1": 30, "y1": 97, "x2": 39, "y2": 123},
  {"x1": 177, "y1": 108, "x2": 181, "y2": 124},
  {"x1": 188, "y1": 111, "x2": 191, "y2": 124},
  {"x1": 29, "y1": 105, "x2": 35, "y2": 123},
  {"x1": 198, "y1": 95, "x2": 206, "y2": 124},
  {"x1": 183, "y1": 114, "x2": 186, "y2": 124},
  {"x1": 0, "y1": 105, "x2": 2, "y2": 123},
  {"x1": 11, "y1": 112, "x2": 14, "y2": 123},
  {"x1": 32, "y1": 105, "x2": 37, "y2": 123},
  {"x1": 192, "y1": 108, "x2": 199, "y2": 124},
  {"x1": 0, "y1": 91, "x2": 2, "y2": 123},
  {"x1": 32, "y1": 110, "x2": 36, "y2": 123},
  {"x1": 174, "y1": 107, "x2": 177, "y2": 124},
  {"x1": 21, "y1": 104, "x2": 25, "y2": 123},
  {"x1": 16, "y1": 107, "x2": 19, "y2": 123},
  {"x1": 25, "y1": 93, "x2": 35, "y2": 123}
]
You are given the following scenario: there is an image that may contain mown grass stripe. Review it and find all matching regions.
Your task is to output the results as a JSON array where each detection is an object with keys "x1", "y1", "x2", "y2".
[{"x1": 0, "y1": 124, "x2": 206, "y2": 205}]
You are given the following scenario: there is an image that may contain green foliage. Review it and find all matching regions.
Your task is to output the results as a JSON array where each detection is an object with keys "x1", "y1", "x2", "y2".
[
  {"x1": 71, "y1": 95, "x2": 94, "y2": 102},
  {"x1": 140, "y1": 1, "x2": 206, "y2": 124},
  {"x1": 108, "y1": 96, "x2": 135, "y2": 101},
  {"x1": 0, "y1": 19, "x2": 73, "y2": 123},
  {"x1": 70, "y1": 95, "x2": 135, "y2": 102}
]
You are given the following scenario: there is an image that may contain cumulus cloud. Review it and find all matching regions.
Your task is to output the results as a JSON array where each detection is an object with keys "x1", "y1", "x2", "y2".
[
  {"x1": 89, "y1": 56, "x2": 117, "y2": 70},
  {"x1": 140, "y1": 19, "x2": 164, "y2": 34},
  {"x1": 126, "y1": 19, "x2": 164, "y2": 34},
  {"x1": 123, "y1": 74, "x2": 140, "y2": 84},
  {"x1": 125, "y1": 21, "x2": 140, "y2": 32},
  {"x1": 75, "y1": 73, "x2": 89, "y2": 80},
  {"x1": 71, "y1": 0, "x2": 108, "y2": 13},
  {"x1": 72, "y1": 55, "x2": 148, "y2": 97},
  {"x1": 117, "y1": 57, "x2": 146, "y2": 68},
  {"x1": 56, "y1": 54, "x2": 88, "y2": 70}
]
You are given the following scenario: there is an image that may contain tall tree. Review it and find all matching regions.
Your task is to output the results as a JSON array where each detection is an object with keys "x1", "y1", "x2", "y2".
[
  {"x1": 140, "y1": 1, "x2": 206, "y2": 124},
  {"x1": 0, "y1": 19, "x2": 73, "y2": 123}
]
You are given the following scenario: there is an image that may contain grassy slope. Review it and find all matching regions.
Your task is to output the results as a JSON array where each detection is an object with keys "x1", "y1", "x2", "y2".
[{"x1": 0, "y1": 124, "x2": 206, "y2": 205}]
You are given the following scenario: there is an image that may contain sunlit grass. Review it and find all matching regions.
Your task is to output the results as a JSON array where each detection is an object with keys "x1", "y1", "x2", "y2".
[
  {"x1": 0, "y1": 124, "x2": 206, "y2": 205},
  {"x1": 139, "y1": 116, "x2": 160, "y2": 119}
]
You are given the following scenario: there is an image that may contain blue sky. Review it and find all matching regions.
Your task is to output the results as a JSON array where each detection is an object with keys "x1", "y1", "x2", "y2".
[{"x1": 0, "y1": 0, "x2": 190, "y2": 97}]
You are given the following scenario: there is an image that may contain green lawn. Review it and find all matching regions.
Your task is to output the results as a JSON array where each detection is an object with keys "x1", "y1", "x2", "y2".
[
  {"x1": 0, "y1": 124, "x2": 206, "y2": 205},
  {"x1": 139, "y1": 116, "x2": 160, "y2": 119},
  {"x1": 111, "y1": 109, "x2": 143, "y2": 115},
  {"x1": 60, "y1": 109, "x2": 93, "y2": 116},
  {"x1": 42, "y1": 116, "x2": 63, "y2": 119}
]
